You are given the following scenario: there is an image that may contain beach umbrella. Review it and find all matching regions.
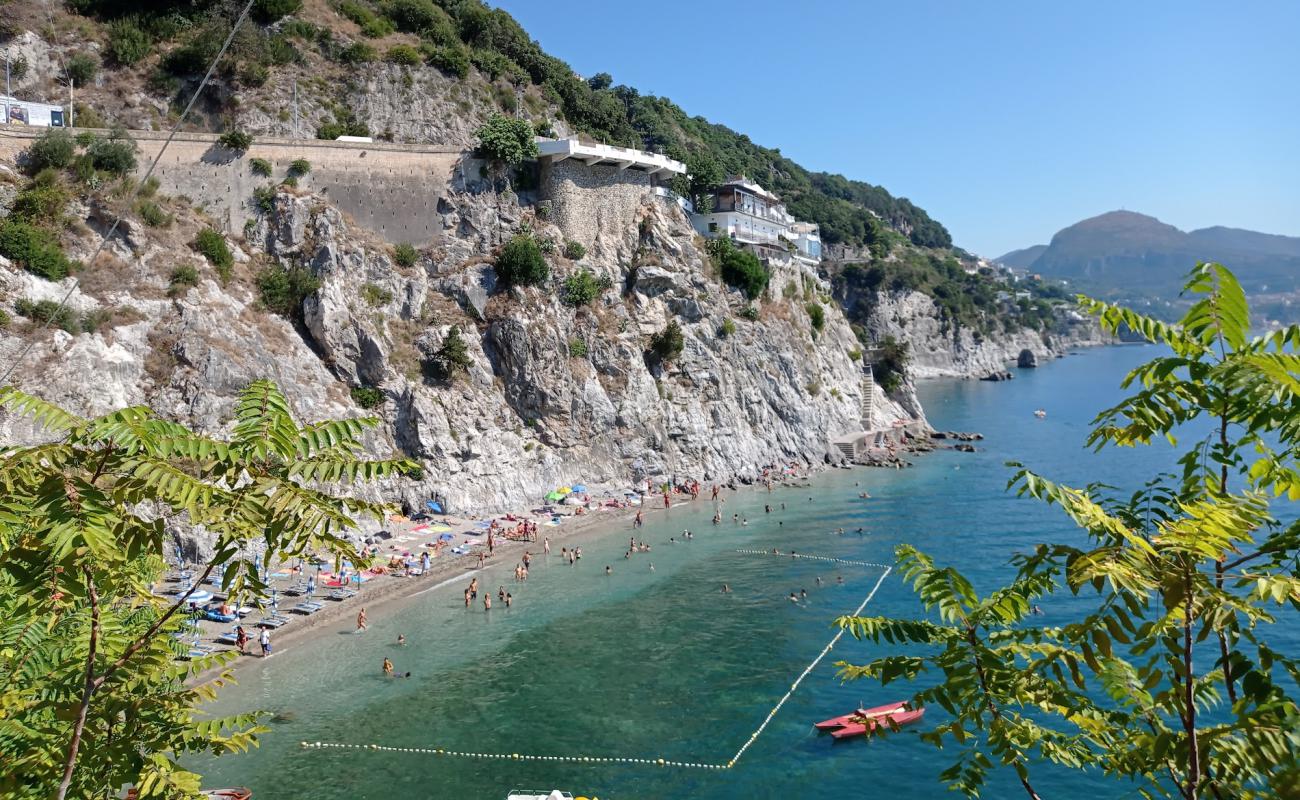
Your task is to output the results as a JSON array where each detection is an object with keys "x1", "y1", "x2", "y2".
[
  {"x1": 571, "y1": 484, "x2": 588, "y2": 493},
  {"x1": 181, "y1": 589, "x2": 213, "y2": 605},
  {"x1": 426, "y1": 500, "x2": 443, "y2": 513},
  {"x1": 559, "y1": 486, "x2": 572, "y2": 494},
  {"x1": 545, "y1": 491, "x2": 563, "y2": 501}
]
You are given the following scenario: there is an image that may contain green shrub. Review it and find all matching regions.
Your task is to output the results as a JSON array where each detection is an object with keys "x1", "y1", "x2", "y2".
[
  {"x1": 740, "y1": 305, "x2": 759, "y2": 321},
  {"x1": 428, "y1": 324, "x2": 472, "y2": 381},
  {"x1": 648, "y1": 320, "x2": 685, "y2": 363},
  {"x1": 711, "y1": 239, "x2": 768, "y2": 300},
  {"x1": 382, "y1": 0, "x2": 444, "y2": 32},
  {"x1": 316, "y1": 116, "x2": 370, "y2": 140},
  {"x1": 281, "y1": 175, "x2": 298, "y2": 188},
  {"x1": 13, "y1": 298, "x2": 78, "y2": 332},
  {"x1": 253, "y1": 0, "x2": 303, "y2": 23},
  {"x1": 386, "y1": 44, "x2": 421, "y2": 66},
  {"x1": 806, "y1": 301, "x2": 826, "y2": 334},
  {"x1": 219, "y1": 129, "x2": 253, "y2": 152},
  {"x1": 0, "y1": 221, "x2": 74, "y2": 281},
  {"x1": 193, "y1": 228, "x2": 233, "y2": 271},
  {"x1": 253, "y1": 185, "x2": 277, "y2": 213},
  {"x1": 288, "y1": 158, "x2": 311, "y2": 177},
  {"x1": 561, "y1": 269, "x2": 610, "y2": 306},
  {"x1": 267, "y1": 35, "x2": 300, "y2": 66},
  {"x1": 475, "y1": 114, "x2": 538, "y2": 167},
  {"x1": 361, "y1": 283, "x2": 393, "y2": 307},
  {"x1": 250, "y1": 157, "x2": 273, "y2": 177},
  {"x1": 350, "y1": 385, "x2": 384, "y2": 409},
  {"x1": 65, "y1": 52, "x2": 98, "y2": 86},
  {"x1": 562, "y1": 240, "x2": 586, "y2": 260},
  {"x1": 533, "y1": 119, "x2": 556, "y2": 138},
  {"x1": 567, "y1": 338, "x2": 587, "y2": 358},
  {"x1": 138, "y1": 177, "x2": 160, "y2": 198},
  {"x1": 537, "y1": 237, "x2": 555, "y2": 255},
  {"x1": 393, "y1": 243, "x2": 418, "y2": 267},
  {"x1": 86, "y1": 130, "x2": 138, "y2": 175},
  {"x1": 24, "y1": 129, "x2": 75, "y2": 173},
  {"x1": 423, "y1": 44, "x2": 469, "y2": 78},
  {"x1": 168, "y1": 264, "x2": 200, "y2": 295},
  {"x1": 238, "y1": 62, "x2": 270, "y2": 87},
  {"x1": 719, "y1": 318, "x2": 737, "y2": 337},
  {"x1": 848, "y1": 347, "x2": 863, "y2": 362},
  {"x1": 337, "y1": 42, "x2": 377, "y2": 64},
  {"x1": 136, "y1": 200, "x2": 171, "y2": 228},
  {"x1": 0, "y1": 309, "x2": 9, "y2": 327},
  {"x1": 257, "y1": 262, "x2": 320, "y2": 318},
  {"x1": 494, "y1": 235, "x2": 548, "y2": 288},
  {"x1": 10, "y1": 182, "x2": 69, "y2": 224},
  {"x1": 874, "y1": 335, "x2": 910, "y2": 393}
]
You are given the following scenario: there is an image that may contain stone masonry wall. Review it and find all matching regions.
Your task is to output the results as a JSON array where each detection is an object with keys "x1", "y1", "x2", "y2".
[
  {"x1": 0, "y1": 126, "x2": 463, "y2": 244},
  {"x1": 541, "y1": 159, "x2": 653, "y2": 259}
]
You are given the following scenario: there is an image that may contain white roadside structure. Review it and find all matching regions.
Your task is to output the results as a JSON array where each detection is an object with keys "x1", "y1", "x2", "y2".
[
  {"x1": 1, "y1": 94, "x2": 66, "y2": 127},
  {"x1": 534, "y1": 137, "x2": 686, "y2": 178}
]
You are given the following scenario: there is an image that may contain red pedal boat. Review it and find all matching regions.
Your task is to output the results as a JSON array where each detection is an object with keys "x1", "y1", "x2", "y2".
[{"x1": 813, "y1": 702, "x2": 924, "y2": 739}]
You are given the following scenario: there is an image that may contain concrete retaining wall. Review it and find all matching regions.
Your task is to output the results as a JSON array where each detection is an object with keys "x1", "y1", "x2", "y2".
[{"x1": 0, "y1": 126, "x2": 464, "y2": 245}]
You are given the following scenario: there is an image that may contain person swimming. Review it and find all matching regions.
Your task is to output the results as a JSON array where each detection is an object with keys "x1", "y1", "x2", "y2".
[
  {"x1": 800, "y1": 589, "x2": 808, "y2": 599},
  {"x1": 383, "y1": 657, "x2": 394, "y2": 677},
  {"x1": 397, "y1": 634, "x2": 406, "y2": 646},
  {"x1": 721, "y1": 583, "x2": 731, "y2": 593},
  {"x1": 788, "y1": 592, "x2": 799, "y2": 602}
]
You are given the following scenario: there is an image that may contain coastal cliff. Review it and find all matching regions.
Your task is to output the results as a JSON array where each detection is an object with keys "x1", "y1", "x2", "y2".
[
  {"x1": 0, "y1": 152, "x2": 919, "y2": 519},
  {"x1": 854, "y1": 289, "x2": 1109, "y2": 379}
]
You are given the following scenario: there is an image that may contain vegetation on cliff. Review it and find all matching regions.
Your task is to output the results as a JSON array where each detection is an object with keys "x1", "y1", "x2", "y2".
[{"x1": 52, "y1": 0, "x2": 948, "y2": 251}]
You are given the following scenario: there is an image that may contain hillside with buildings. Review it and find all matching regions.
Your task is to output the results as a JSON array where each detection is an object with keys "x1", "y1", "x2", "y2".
[{"x1": 0, "y1": 1, "x2": 1106, "y2": 514}]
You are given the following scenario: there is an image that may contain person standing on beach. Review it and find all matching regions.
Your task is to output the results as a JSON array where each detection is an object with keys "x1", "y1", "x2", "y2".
[
  {"x1": 544, "y1": 537, "x2": 551, "y2": 556},
  {"x1": 663, "y1": 490, "x2": 671, "y2": 509},
  {"x1": 487, "y1": 531, "x2": 495, "y2": 554},
  {"x1": 421, "y1": 552, "x2": 430, "y2": 573},
  {"x1": 235, "y1": 625, "x2": 249, "y2": 655},
  {"x1": 711, "y1": 484, "x2": 719, "y2": 501},
  {"x1": 356, "y1": 608, "x2": 368, "y2": 632},
  {"x1": 259, "y1": 628, "x2": 271, "y2": 657}
]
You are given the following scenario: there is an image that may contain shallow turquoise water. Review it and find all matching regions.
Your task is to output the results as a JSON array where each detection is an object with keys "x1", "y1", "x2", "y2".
[{"x1": 197, "y1": 345, "x2": 1257, "y2": 799}]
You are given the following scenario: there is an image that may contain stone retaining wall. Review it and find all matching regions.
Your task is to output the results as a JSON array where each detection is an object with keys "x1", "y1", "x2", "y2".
[
  {"x1": 540, "y1": 158, "x2": 653, "y2": 253},
  {"x1": 0, "y1": 126, "x2": 463, "y2": 244}
]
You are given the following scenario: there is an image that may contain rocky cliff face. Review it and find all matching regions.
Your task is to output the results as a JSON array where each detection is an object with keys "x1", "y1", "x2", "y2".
[
  {"x1": 853, "y1": 289, "x2": 1109, "y2": 379},
  {"x1": 0, "y1": 155, "x2": 917, "y2": 520}
]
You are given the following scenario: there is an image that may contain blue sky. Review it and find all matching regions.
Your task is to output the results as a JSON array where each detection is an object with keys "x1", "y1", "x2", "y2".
[{"x1": 495, "y1": 0, "x2": 1300, "y2": 257}]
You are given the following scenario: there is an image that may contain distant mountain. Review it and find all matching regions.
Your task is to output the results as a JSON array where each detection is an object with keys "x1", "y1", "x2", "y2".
[
  {"x1": 996, "y1": 244, "x2": 1048, "y2": 269},
  {"x1": 997, "y1": 211, "x2": 1300, "y2": 299}
]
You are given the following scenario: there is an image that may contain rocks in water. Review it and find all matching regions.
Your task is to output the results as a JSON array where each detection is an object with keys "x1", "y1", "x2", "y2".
[
  {"x1": 981, "y1": 370, "x2": 1014, "y2": 382},
  {"x1": 1017, "y1": 349, "x2": 1038, "y2": 368},
  {"x1": 932, "y1": 430, "x2": 983, "y2": 441},
  {"x1": 954, "y1": 443, "x2": 977, "y2": 452}
]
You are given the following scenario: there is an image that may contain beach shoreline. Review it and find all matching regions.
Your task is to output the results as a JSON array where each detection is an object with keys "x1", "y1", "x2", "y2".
[{"x1": 187, "y1": 472, "x2": 823, "y2": 686}]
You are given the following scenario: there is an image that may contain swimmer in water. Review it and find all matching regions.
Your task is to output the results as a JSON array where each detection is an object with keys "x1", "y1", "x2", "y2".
[
  {"x1": 382, "y1": 657, "x2": 394, "y2": 677},
  {"x1": 605, "y1": 565, "x2": 612, "y2": 575},
  {"x1": 789, "y1": 592, "x2": 799, "y2": 602},
  {"x1": 836, "y1": 575, "x2": 844, "y2": 585},
  {"x1": 815, "y1": 576, "x2": 823, "y2": 586},
  {"x1": 397, "y1": 634, "x2": 406, "y2": 646},
  {"x1": 722, "y1": 583, "x2": 731, "y2": 593},
  {"x1": 800, "y1": 588, "x2": 808, "y2": 599}
]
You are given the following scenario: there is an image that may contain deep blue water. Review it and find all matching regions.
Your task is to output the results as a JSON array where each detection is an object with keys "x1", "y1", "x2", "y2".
[{"x1": 197, "y1": 344, "x2": 1260, "y2": 799}]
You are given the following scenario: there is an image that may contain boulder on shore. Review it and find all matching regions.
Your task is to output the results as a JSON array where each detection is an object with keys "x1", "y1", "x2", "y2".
[
  {"x1": 980, "y1": 370, "x2": 1014, "y2": 382},
  {"x1": 1017, "y1": 349, "x2": 1038, "y2": 368}
]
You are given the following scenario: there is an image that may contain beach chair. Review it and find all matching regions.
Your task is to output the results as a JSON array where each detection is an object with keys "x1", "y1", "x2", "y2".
[
  {"x1": 255, "y1": 614, "x2": 291, "y2": 629},
  {"x1": 290, "y1": 601, "x2": 324, "y2": 615},
  {"x1": 214, "y1": 630, "x2": 241, "y2": 645},
  {"x1": 281, "y1": 582, "x2": 309, "y2": 596},
  {"x1": 326, "y1": 588, "x2": 357, "y2": 601}
]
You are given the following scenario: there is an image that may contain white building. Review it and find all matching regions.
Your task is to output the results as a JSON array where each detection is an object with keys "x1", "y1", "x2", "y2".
[
  {"x1": 1, "y1": 95, "x2": 66, "y2": 127},
  {"x1": 691, "y1": 176, "x2": 821, "y2": 265},
  {"x1": 534, "y1": 137, "x2": 685, "y2": 178}
]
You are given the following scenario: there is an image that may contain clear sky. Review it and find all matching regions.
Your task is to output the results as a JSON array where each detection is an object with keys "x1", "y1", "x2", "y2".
[{"x1": 495, "y1": 0, "x2": 1300, "y2": 257}]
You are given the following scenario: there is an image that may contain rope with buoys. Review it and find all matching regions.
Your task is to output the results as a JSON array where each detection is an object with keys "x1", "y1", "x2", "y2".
[
  {"x1": 299, "y1": 555, "x2": 892, "y2": 771},
  {"x1": 733, "y1": 549, "x2": 891, "y2": 569}
]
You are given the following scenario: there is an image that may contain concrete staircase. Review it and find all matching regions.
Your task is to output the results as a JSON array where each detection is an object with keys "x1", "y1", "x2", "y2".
[
  {"x1": 860, "y1": 367, "x2": 876, "y2": 429},
  {"x1": 834, "y1": 440, "x2": 857, "y2": 460}
]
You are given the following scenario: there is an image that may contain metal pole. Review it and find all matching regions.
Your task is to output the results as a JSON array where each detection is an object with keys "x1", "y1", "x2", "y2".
[
  {"x1": 292, "y1": 77, "x2": 298, "y2": 137},
  {"x1": 4, "y1": 54, "x2": 10, "y2": 125},
  {"x1": 69, "y1": 77, "x2": 74, "y2": 128}
]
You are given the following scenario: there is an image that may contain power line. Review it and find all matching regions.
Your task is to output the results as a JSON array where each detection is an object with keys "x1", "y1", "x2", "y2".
[{"x1": 0, "y1": 0, "x2": 256, "y2": 388}]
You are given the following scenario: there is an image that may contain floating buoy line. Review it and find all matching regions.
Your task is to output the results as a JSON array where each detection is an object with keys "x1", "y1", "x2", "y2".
[{"x1": 300, "y1": 553, "x2": 893, "y2": 771}]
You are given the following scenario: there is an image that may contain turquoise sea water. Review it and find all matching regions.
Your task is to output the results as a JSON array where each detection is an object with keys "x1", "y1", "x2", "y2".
[{"x1": 197, "y1": 345, "x2": 1279, "y2": 799}]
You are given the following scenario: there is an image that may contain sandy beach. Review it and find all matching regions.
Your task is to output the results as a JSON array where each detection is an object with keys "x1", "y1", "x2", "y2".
[{"x1": 184, "y1": 473, "x2": 818, "y2": 685}]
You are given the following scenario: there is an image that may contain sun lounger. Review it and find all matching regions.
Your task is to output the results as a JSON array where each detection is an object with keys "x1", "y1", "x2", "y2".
[
  {"x1": 255, "y1": 614, "x2": 291, "y2": 629},
  {"x1": 326, "y1": 588, "x2": 357, "y2": 601},
  {"x1": 290, "y1": 601, "x2": 324, "y2": 615},
  {"x1": 214, "y1": 630, "x2": 241, "y2": 645},
  {"x1": 281, "y1": 583, "x2": 309, "y2": 596}
]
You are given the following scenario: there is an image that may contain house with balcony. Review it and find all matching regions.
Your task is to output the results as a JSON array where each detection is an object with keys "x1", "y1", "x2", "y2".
[{"x1": 690, "y1": 176, "x2": 821, "y2": 265}]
